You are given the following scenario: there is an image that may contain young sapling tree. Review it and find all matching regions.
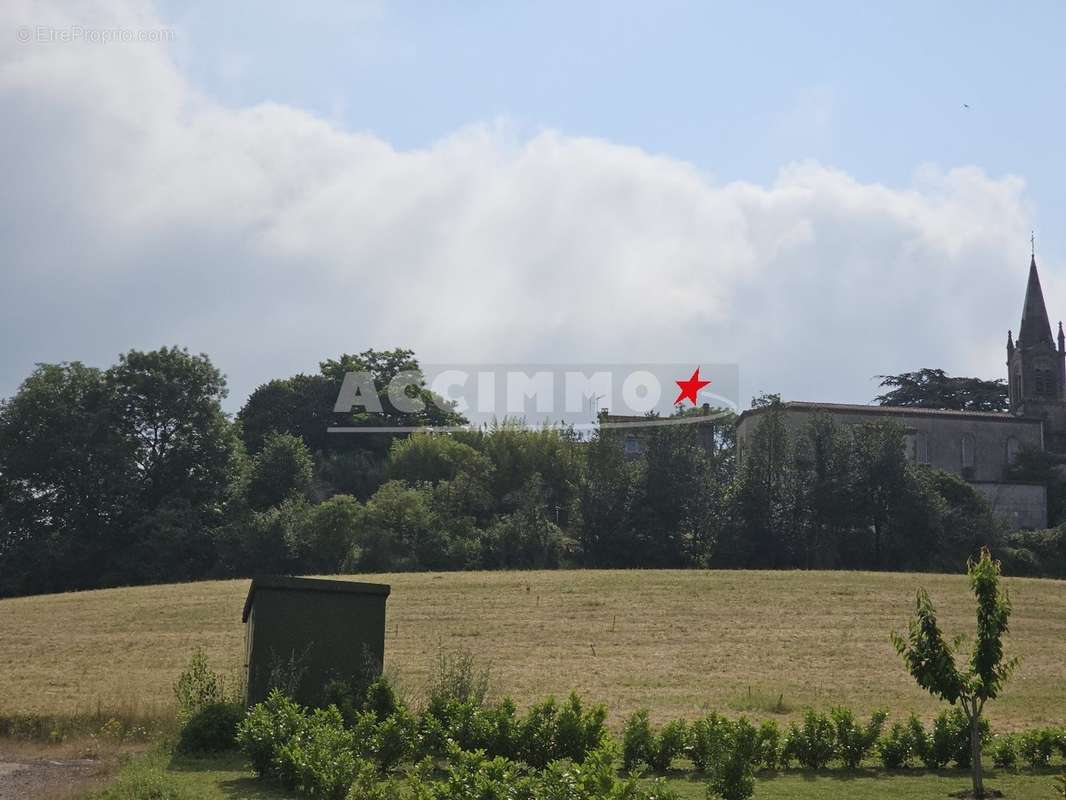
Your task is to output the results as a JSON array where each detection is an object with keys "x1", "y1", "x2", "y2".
[{"x1": 891, "y1": 547, "x2": 1018, "y2": 799}]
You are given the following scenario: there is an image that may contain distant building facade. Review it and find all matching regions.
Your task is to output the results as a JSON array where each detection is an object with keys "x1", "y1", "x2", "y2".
[{"x1": 737, "y1": 255, "x2": 1065, "y2": 530}]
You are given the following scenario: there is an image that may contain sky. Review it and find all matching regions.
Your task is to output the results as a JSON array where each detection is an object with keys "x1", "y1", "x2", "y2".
[{"x1": 3, "y1": 0, "x2": 1066, "y2": 414}]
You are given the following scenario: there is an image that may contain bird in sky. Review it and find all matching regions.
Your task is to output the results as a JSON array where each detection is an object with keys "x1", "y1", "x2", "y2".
[{"x1": 962, "y1": 103, "x2": 971, "y2": 108}]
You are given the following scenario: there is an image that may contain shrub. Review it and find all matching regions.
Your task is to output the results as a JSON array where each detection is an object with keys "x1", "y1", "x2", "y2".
[
  {"x1": 990, "y1": 734, "x2": 1018, "y2": 770},
  {"x1": 831, "y1": 707, "x2": 887, "y2": 769},
  {"x1": 707, "y1": 718, "x2": 759, "y2": 800},
  {"x1": 347, "y1": 710, "x2": 381, "y2": 761},
  {"x1": 755, "y1": 719, "x2": 782, "y2": 770},
  {"x1": 906, "y1": 714, "x2": 934, "y2": 768},
  {"x1": 947, "y1": 707, "x2": 989, "y2": 769},
  {"x1": 554, "y1": 693, "x2": 609, "y2": 764},
  {"x1": 429, "y1": 747, "x2": 527, "y2": 799},
  {"x1": 517, "y1": 697, "x2": 559, "y2": 768},
  {"x1": 907, "y1": 711, "x2": 953, "y2": 769},
  {"x1": 623, "y1": 710, "x2": 654, "y2": 771},
  {"x1": 650, "y1": 720, "x2": 688, "y2": 772},
  {"x1": 375, "y1": 709, "x2": 418, "y2": 770},
  {"x1": 365, "y1": 677, "x2": 401, "y2": 722},
  {"x1": 273, "y1": 706, "x2": 359, "y2": 800},
  {"x1": 177, "y1": 702, "x2": 244, "y2": 755},
  {"x1": 236, "y1": 689, "x2": 306, "y2": 777},
  {"x1": 1019, "y1": 727, "x2": 1057, "y2": 768},
  {"x1": 483, "y1": 697, "x2": 520, "y2": 761},
  {"x1": 174, "y1": 648, "x2": 230, "y2": 723},
  {"x1": 784, "y1": 710, "x2": 836, "y2": 769},
  {"x1": 688, "y1": 713, "x2": 731, "y2": 773},
  {"x1": 420, "y1": 697, "x2": 488, "y2": 755},
  {"x1": 428, "y1": 644, "x2": 492, "y2": 707},
  {"x1": 906, "y1": 707, "x2": 989, "y2": 770},
  {"x1": 1057, "y1": 727, "x2": 1066, "y2": 759},
  {"x1": 877, "y1": 720, "x2": 913, "y2": 769}
]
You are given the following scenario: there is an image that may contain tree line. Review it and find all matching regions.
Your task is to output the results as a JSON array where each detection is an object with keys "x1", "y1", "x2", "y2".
[{"x1": 1, "y1": 349, "x2": 1062, "y2": 597}]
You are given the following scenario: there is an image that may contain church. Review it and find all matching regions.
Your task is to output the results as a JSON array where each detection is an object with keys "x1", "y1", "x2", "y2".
[{"x1": 736, "y1": 254, "x2": 1066, "y2": 530}]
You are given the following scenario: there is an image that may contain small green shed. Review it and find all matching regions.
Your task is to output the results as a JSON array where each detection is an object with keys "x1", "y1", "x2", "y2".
[{"x1": 242, "y1": 576, "x2": 391, "y2": 706}]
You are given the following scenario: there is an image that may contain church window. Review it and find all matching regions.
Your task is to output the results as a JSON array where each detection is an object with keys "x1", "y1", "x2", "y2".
[
  {"x1": 916, "y1": 432, "x2": 929, "y2": 465},
  {"x1": 1006, "y1": 437, "x2": 1021, "y2": 465},
  {"x1": 961, "y1": 433, "x2": 976, "y2": 469},
  {"x1": 624, "y1": 435, "x2": 641, "y2": 456}
]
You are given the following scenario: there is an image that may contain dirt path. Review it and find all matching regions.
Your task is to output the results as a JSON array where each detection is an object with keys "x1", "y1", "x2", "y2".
[{"x1": 0, "y1": 752, "x2": 112, "y2": 800}]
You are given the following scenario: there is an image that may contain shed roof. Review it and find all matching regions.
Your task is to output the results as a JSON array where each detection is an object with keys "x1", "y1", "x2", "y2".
[{"x1": 242, "y1": 576, "x2": 391, "y2": 622}]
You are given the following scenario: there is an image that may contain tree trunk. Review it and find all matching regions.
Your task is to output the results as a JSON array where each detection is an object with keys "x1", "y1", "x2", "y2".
[{"x1": 970, "y1": 707, "x2": 984, "y2": 798}]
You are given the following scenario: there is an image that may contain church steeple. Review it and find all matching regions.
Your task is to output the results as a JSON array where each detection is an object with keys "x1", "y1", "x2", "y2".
[
  {"x1": 1019, "y1": 255, "x2": 1054, "y2": 347},
  {"x1": 1009, "y1": 252, "x2": 1066, "y2": 417}
]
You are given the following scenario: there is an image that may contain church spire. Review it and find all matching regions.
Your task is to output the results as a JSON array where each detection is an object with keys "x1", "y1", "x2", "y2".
[{"x1": 1019, "y1": 254, "x2": 1054, "y2": 346}]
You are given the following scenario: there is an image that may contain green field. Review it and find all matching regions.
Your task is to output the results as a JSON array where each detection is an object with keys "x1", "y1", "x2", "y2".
[
  {"x1": 4, "y1": 569, "x2": 1066, "y2": 799},
  {"x1": 3, "y1": 569, "x2": 1066, "y2": 729}
]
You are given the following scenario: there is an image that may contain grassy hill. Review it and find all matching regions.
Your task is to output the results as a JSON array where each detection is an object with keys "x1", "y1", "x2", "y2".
[{"x1": 2, "y1": 569, "x2": 1065, "y2": 729}]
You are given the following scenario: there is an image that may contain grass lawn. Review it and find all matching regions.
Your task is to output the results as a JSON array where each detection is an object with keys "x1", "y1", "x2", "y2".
[
  {"x1": 2, "y1": 570, "x2": 1065, "y2": 730},
  {"x1": 662, "y1": 768, "x2": 1065, "y2": 799},
  {"x1": 94, "y1": 751, "x2": 1066, "y2": 800}
]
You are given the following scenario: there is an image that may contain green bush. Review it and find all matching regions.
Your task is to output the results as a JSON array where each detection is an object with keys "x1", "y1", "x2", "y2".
[
  {"x1": 273, "y1": 706, "x2": 359, "y2": 800},
  {"x1": 990, "y1": 734, "x2": 1018, "y2": 770},
  {"x1": 517, "y1": 696, "x2": 559, "y2": 768},
  {"x1": 947, "y1": 707, "x2": 989, "y2": 769},
  {"x1": 784, "y1": 710, "x2": 836, "y2": 769},
  {"x1": 1019, "y1": 727, "x2": 1058, "y2": 767},
  {"x1": 428, "y1": 644, "x2": 492, "y2": 707},
  {"x1": 421, "y1": 697, "x2": 488, "y2": 755},
  {"x1": 554, "y1": 693, "x2": 609, "y2": 764},
  {"x1": 623, "y1": 710, "x2": 654, "y2": 771},
  {"x1": 688, "y1": 713, "x2": 731, "y2": 773},
  {"x1": 236, "y1": 689, "x2": 306, "y2": 777},
  {"x1": 905, "y1": 714, "x2": 934, "y2": 768},
  {"x1": 408, "y1": 743, "x2": 683, "y2": 800},
  {"x1": 650, "y1": 720, "x2": 688, "y2": 772},
  {"x1": 174, "y1": 648, "x2": 233, "y2": 723},
  {"x1": 831, "y1": 707, "x2": 887, "y2": 769},
  {"x1": 908, "y1": 712, "x2": 951, "y2": 769},
  {"x1": 707, "y1": 718, "x2": 759, "y2": 800},
  {"x1": 322, "y1": 672, "x2": 400, "y2": 728},
  {"x1": 176, "y1": 702, "x2": 243, "y2": 754},
  {"x1": 907, "y1": 708, "x2": 988, "y2": 770},
  {"x1": 482, "y1": 697, "x2": 520, "y2": 761},
  {"x1": 877, "y1": 720, "x2": 913, "y2": 769},
  {"x1": 755, "y1": 720, "x2": 782, "y2": 770},
  {"x1": 375, "y1": 709, "x2": 418, "y2": 770}
]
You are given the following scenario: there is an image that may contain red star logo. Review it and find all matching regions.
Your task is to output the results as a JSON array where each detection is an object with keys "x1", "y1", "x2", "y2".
[{"x1": 674, "y1": 367, "x2": 711, "y2": 406}]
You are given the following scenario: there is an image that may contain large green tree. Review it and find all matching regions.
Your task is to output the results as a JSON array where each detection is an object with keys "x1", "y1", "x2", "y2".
[
  {"x1": 875, "y1": 369, "x2": 1008, "y2": 412},
  {"x1": 0, "y1": 362, "x2": 129, "y2": 593},
  {"x1": 0, "y1": 348, "x2": 240, "y2": 595}
]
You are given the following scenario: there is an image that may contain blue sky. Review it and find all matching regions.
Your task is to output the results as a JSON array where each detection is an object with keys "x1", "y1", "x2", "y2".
[
  {"x1": 2, "y1": 0, "x2": 1064, "y2": 411},
  {"x1": 160, "y1": 0, "x2": 1064, "y2": 257}
]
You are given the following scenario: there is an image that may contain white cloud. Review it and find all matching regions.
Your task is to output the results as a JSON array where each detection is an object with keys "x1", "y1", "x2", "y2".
[{"x1": 0, "y1": 0, "x2": 1042, "y2": 411}]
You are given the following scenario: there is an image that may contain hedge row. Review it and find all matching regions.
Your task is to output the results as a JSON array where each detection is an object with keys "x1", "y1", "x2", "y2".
[{"x1": 196, "y1": 688, "x2": 1066, "y2": 800}]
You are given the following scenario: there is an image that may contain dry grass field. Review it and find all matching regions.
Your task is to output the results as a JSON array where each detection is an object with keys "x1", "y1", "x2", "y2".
[{"x1": 2, "y1": 570, "x2": 1065, "y2": 730}]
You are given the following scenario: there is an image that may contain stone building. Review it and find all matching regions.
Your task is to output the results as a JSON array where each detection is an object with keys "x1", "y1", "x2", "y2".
[{"x1": 736, "y1": 255, "x2": 1064, "y2": 530}]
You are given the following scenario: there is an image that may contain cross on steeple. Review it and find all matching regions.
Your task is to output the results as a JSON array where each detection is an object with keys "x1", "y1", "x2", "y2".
[{"x1": 1031, "y1": 230, "x2": 1036, "y2": 258}]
